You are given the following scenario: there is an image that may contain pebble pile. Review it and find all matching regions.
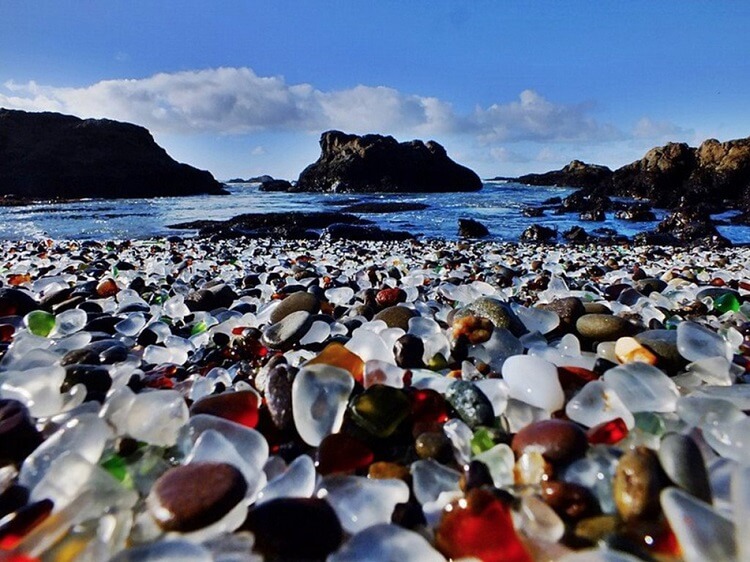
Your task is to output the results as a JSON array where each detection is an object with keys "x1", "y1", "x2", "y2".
[{"x1": 0, "y1": 236, "x2": 748, "y2": 561}]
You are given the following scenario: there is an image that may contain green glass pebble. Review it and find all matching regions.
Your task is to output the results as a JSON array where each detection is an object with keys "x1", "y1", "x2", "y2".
[
  {"x1": 350, "y1": 384, "x2": 410, "y2": 438},
  {"x1": 101, "y1": 454, "x2": 134, "y2": 488},
  {"x1": 714, "y1": 292, "x2": 740, "y2": 314},
  {"x1": 664, "y1": 316, "x2": 682, "y2": 330},
  {"x1": 427, "y1": 353, "x2": 449, "y2": 370},
  {"x1": 191, "y1": 320, "x2": 208, "y2": 336},
  {"x1": 24, "y1": 310, "x2": 56, "y2": 337},
  {"x1": 634, "y1": 412, "x2": 665, "y2": 437},
  {"x1": 470, "y1": 427, "x2": 496, "y2": 455}
]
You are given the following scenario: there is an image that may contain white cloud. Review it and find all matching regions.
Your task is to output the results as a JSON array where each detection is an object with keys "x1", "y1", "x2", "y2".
[
  {"x1": 250, "y1": 145, "x2": 266, "y2": 156},
  {"x1": 632, "y1": 117, "x2": 691, "y2": 141},
  {"x1": 1, "y1": 67, "x2": 622, "y2": 145}
]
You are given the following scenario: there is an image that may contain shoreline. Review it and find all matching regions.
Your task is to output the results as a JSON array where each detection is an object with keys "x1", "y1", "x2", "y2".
[{"x1": 0, "y1": 235, "x2": 746, "y2": 560}]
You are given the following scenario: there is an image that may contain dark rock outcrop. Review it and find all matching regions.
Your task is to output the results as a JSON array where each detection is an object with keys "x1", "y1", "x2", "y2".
[
  {"x1": 295, "y1": 131, "x2": 482, "y2": 193},
  {"x1": 258, "y1": 179, "x2": 293, "y2": 192},
  {"x1": 0, "y1": 108, "x2": 226, "y2": 199},
  {"x1": 338, "y1": 202, "x2": 429, "y2": 213},
  {"x1": 614, "y1": 203, "x2": 657, "y2": 221},
  {"x1": 635, "y1": 205, "x2": 731, "y2": 247},
  {"x1": 458, "y1": 218, "x2": 489, "y2": 238},
  {"x1": 169, "y1": 211, "x2": 414, "y2": 241},
  {"x1": 521, "y1": 224, "x2": 557, "y2": 243},
  {"x1": 517, "y1": 160, "x2": 613, "y2": 189}
]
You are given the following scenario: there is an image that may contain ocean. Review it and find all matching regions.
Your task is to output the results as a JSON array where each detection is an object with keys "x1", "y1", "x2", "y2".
[{"x1": 1, "y1": 181, "x2": 749, "y2": 243}]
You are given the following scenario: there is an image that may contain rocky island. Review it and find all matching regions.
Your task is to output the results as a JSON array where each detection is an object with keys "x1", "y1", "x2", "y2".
[
  {"x1": 292, "y1": 130, "x2": 482, "y2": 193},
  {"x1": 0, "y1": 108, "x2": 227, "y2": 200}
]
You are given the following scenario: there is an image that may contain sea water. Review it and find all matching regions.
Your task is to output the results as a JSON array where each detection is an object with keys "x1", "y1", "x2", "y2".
[{"x1": 1, "y1": 182, "x2": 749, "y2": 243}]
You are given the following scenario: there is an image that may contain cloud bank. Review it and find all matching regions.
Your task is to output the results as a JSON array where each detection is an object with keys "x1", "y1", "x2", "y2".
[{"x1": 1, "y1": 67, "x2": 623, "y2": 144}]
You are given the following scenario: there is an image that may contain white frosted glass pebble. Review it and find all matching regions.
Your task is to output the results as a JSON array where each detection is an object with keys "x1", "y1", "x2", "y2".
[
  {"x1": 345, "y1": 329, "x2": 393, "y2": 363},
  {"x1": 163, "y1": 294, "x2": 191, "y2": 319},
  {"x1": 505, "y1": 398, "x2": 550, "y2": 433},
  {"x1": 677, "y1": 321, "x2": 732, "y2": 362},
  {"x1": 474, "y1": 444, "x2": 515, "y2": 488},
  {"x1": 562, "y1": 448, "x2": 619, "y2": 514},
  {"x1": 0, "y1": 364, "x2": 67, "y2": 417},
  {"x1": 118, "y1": 389, "x2": 189, "y2": 447},
  {"x1": 188, "y1": 414, "x2": 268, "y2": 471},
  {"x1": 20, "y1": 413, "x2": 111, "y2": 489},
  {"x1": 115, "y1": 312, "x2": 148, "y2": 337},
  {"x1": 410, "y1": 459, "x2": 462, "y2": 505},
  {"x1": 602, "y1": 362, "x2": 679, "y2": 413},
  {"x1": 512, "y1": 303, "x2": 559, "y2": 334},
  {"x1": 474, "y1": 378, "x2": 509, "y2": 417},
  {"x1": 703, "y1": 415, "x2": 750, "y2": 463},
  {"x1": 686, "y1": 356, "x2": 738, "y2": 386},
  {"x1": 502, "y1": 355, "x2": 564, "y2": 412},
  {"x1": 299, "y1": 320, "x2": 331, "y2": 345},
  {"x1": 316, "y1": 475, "x2": 409, "y2": 534},
  {"x1": 515, "y1": 494, "x2": 565, "y2": 543},
  {"x1": 661, "y1": 487, "x2": 737, "y2": 562},
  {"x1": 732, "y1": 464, "x2": 750, "y2": 562},
  {"x1": 256, "y1": 455, "x2": 316, "y2": 505},
  {"x1": 443, "y1": 418, "x2": 473, "y2": 466},
  {"x1": 566, "y1": 380, "x2": 635, "y2": 429},
  {"x1": 328, "y1": 523, "x2": 445, "y2": 562},
  {"x1": 363, "y1": 360, "x2": 405, "y2": 389},
  {"x1": 407, "y1": 316, "x2": 441, "y2": 338},
  {"x1": 469, "y1": 328, "x2": 523, "y2": 371},
  {"x1": 110, "y1": 540, "x2": 213, "y2": 562},
  {"x1": 292, "y1": 364, "x2": 354, "y2": 446},
  {"x1": 51, "y1": 308, "x2": 88, "y2": 337},
  {"x1": 325, "y1": 286, "x2": 354, "y2": 305}
]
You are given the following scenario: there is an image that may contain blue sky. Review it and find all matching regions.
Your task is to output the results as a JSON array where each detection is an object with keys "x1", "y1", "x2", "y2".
[{"x1": 2, "y1": 1, "x2": 749, "y2": 180}]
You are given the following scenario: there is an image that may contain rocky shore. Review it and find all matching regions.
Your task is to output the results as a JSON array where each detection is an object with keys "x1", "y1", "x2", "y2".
[{"x1": 0, "y1": 235, "x2": 746, "y2": 561}]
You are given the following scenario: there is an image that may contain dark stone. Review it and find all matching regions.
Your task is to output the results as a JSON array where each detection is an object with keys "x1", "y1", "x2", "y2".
[
  {"x1": 614, "y1": 203, "x2": 657, "y2": 221},
  {"x1": 445, "y1": 380, "x2": 495, "y2": 428},
  {"x1": 520, "y1": 224, "x2": 557, "y2": 243},
  {"x1": 0, "y1": 288, "x2": 38, "y2": 317},
  {"x1": 295, "y1": 130, "x2": 482, "y2": 193},
  {"x1": 537, "y1": 297, "x2": 586, "y2": 333},
  {"x1": 373, "y1": 306, "x2": 418, "y2": 330},
  {"x1": 269, "y1": 291, "x2": 320, "y2": 324},
  {"x1": 62, "y1": 365, "x2": 113, "y2": 397},
  {"x1": 147, "y1": 462, "x2": 247, "y2": 532},
  {"x1": 258, "y1": 178, "x2": 292, "y2": 192},
  {"x1": 458, "y1": 218, "x2": 490, "y2": 238},
  {"x1": 264, "y1": 365, "x2": 295, "y2": 431},
  {"x1": 261, "y1": 310, "x2": 313, "y2": 350},
  {"x1": 394, "y1": 334, "x2": 425, "y2": 368},
  {"x1": 522, "y1": 207, "x2": 545, "y2": 217},
  {"x1": 511, "y1": 419, "x2": 588, "y2": 466},
  {"x1": 0, "y1": 108, "x2": 226, "y2": 199},
  {"x1": 517, "y1": 160, "x2": 613, "y2": 189},
  {"x1": 0, "y1": 399, "x2": 42, "y2": 465},
  {"x1": 242, "y1": 498, "x2": 343, "y2": 560},
  {"x1": 562, "y1": 226, "x2": 591, "y2": 243}
]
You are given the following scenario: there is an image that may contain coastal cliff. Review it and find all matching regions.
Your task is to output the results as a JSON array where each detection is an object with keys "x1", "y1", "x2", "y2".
[{"x1": 0, "y1": 108, "x2": 227, "y2": 200}]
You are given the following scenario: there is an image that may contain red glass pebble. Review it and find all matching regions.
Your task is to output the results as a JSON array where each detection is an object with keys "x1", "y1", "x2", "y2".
[
  {"x1": 410, "y1": 388, "x2": 449, "y2": 426},
  {"x1": 0, "y1": 500, "x2": 53, "y2": 550},
  {"x1": 189, "y1": 390, "x2": 260, "y2": 428},
  {"x1": 375, "y1": 287, "x2": 406, "y2": 308},
  {"x1": 315, "y1": 433, "x2": 374, "y2": 475},
  {"x1": 558, "y1": 366, "x2": 599, "y2": 392},
  {"x1": 435, "y1": 488, "x2": 532, "y2": 562},
  {"x1": 0, "y1": 324, "x2": 15, "y2": 343},
  {"x1": 587, "y1": 417, "x2": 629, "y2": 445}
]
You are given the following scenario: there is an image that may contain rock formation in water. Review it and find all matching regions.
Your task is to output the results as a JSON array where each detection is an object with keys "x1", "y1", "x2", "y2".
[
  {"x1": 294, "y1": 130, "x2": 482, "y2": 193},
  {"x1": 0, "y1": 108, "x2": 227, "y2": 199},
  {"x1": 517, "y1": 160, "x2": 613, "y2": 189},
  {"x1": 514, "y1": 137, "x2": 750, "y2": 211}
]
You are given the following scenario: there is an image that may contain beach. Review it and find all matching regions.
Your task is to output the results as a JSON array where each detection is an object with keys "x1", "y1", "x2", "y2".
[{"x1": 0, "y1": 234, "x2": 746, "y2": 561}]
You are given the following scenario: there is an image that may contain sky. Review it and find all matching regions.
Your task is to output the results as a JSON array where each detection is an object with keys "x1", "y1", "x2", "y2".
[{"x1": 1, "y1": 1, "x2": 749, "y2": 180}]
